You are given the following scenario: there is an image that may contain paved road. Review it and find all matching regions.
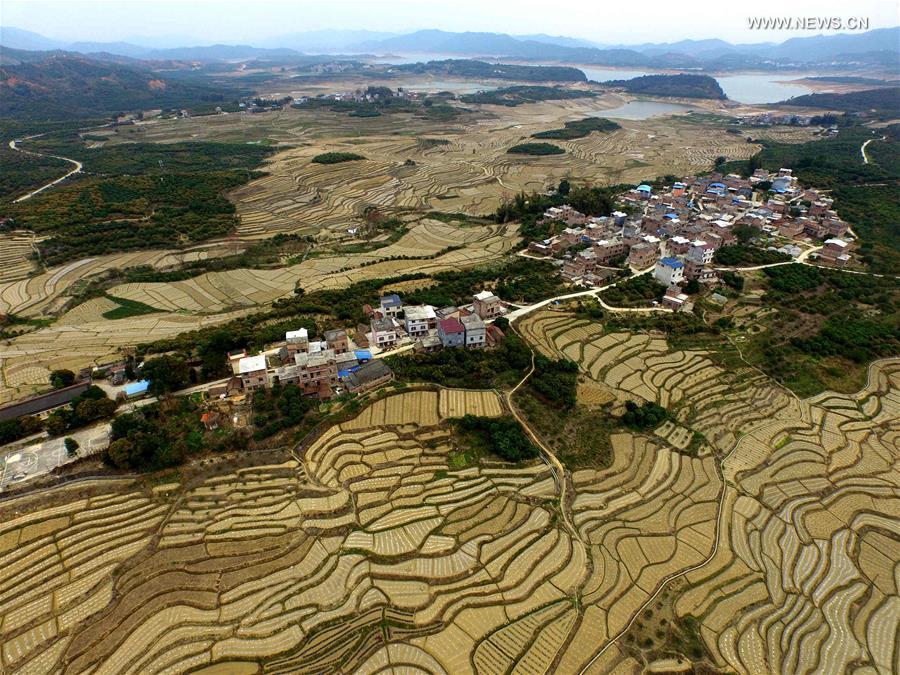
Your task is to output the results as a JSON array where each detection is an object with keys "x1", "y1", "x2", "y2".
[
  {"x1": 8, "y1": 138, "x2": 83, "y2": 203},
  {"x1": 860, "y1": 136, "x2": 885, "y2": 165}
]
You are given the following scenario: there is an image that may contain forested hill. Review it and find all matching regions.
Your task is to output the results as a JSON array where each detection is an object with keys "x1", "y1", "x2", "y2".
[
  {"x1": 0, "y1": 53, "x2": 246, "y2": 119},
  {"x1": 604, "y1": 74, "x2": 726, "y2": 99},
  {"x1": 778, "y1": 87, "x2": 900, "y2": 115},
  {"x1": 395, "y1": 59, "x2": 587, "y2": 82}
]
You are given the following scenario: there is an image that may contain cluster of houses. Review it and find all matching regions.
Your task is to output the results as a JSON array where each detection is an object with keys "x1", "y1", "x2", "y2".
[
  {"x1": 231, "y1": 290, "x2": 507, "y2": 400},
  {"x1": 527, "y1": 169, "x2": 857, "y2": 297}
]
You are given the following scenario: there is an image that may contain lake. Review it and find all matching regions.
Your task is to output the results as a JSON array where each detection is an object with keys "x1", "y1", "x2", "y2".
[
  {"x1": 596, "y1": 100, "x2": 696, "y2": 120},
  {"x1": 580, "y1": 67, "x2": 815, "y2": 104}
]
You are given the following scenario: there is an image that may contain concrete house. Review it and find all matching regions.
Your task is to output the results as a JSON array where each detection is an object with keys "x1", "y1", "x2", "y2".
[
  {"x1": 238, "y1": 355, "x2": 268, "y2": 391},
  {"x1": 379, "y1": 294, "x2": 403, "y2": 317},
  {"x1": 371, "y1": 318, "x2": 399, "y2": 349},
  {"x1": 404, "y1": 305, "x2": 437, "y2": 337},
  {"x1": 473, "y1": 290, "x2": 502, "y2": 319},
  {"x1": 654, "y1": 257, "x2": 685, "y2": 287},
  {"x1": 438, "y1": 317, "x2": 465, "y2": 348},
  {"x1": 324, "y1": 328, "x2": 350, "y2": 354},
  {"x1": 460, "y1": 314, "x2": 486, "y2": 348}
]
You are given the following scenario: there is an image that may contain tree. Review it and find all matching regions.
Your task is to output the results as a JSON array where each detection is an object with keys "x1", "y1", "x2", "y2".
[
  {"x1": 64, "y1": 437, "x2": 79, "y2": 457},
  {"x1": 557, "y1": 179, "x2": 571, "y2": 196},
  {"x1": 714, "y1": 156, "x2": 727, "y2": 167},
  {"x1": 683, "y1": 279, "x2": 701, "y2": 295},
  {"x1": 141, "y1": 355, "x2": 191, "y2": 395},
  {"x1": 50, "y1": 369, "x2": 76, "y2": 389}
]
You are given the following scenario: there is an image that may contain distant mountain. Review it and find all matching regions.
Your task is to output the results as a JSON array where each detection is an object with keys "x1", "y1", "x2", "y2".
[
  {"x1": 514, "y1": 33, "x2": 604, "y2": 49},
  {"x1": 262, "y1": 29, "x2": 397, "y2": 52},
  {"x1": 0, "y1": 26, "x2": 65, "y2": 51},
  {"x1": 1, "y1": 25, "x2": 898, "y2": 69},
  {"x1": 0, "y1": 52, "x2": 249, "y2": 119}
]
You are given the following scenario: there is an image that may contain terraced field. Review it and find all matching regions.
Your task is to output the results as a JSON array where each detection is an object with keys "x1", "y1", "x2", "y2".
[{"x1": 517, "y1": 310, "x2": 900, "y2": 672}]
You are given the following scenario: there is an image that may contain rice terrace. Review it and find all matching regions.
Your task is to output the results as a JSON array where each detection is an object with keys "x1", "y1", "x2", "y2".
[{"x1": 1, "y1": 3, "x2": 899, "y2": 674}]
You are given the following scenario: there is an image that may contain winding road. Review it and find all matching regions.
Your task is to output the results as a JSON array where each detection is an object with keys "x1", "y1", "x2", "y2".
[
  {"x1": 860, "y1": 136, "x2": 885, "y2": 165},
  {"x1": 8, "y1": 137, "x2": 83, "y2": 203}
]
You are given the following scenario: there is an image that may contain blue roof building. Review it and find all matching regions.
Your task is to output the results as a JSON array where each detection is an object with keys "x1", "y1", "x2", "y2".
[
  {"x1": 354, "y1": 349, "x2": 372, "y2": 362},
  {"x1": 124, "y1": 380, "x2": 150, "y2": 398},
  {"x1": 659, "y1": 257, "x2": 685, "y2": 269},
  {"x1": 636, "y1": 184, "x2": 652, "y2": 192}
]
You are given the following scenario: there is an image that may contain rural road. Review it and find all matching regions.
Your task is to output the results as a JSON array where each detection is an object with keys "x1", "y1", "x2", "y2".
[
  {"x1": 860, "y1": 136, "x2": 885, "y2": 165},
  {"x1": 8, "y1": 137, "x2": 83, "y2": 203}
]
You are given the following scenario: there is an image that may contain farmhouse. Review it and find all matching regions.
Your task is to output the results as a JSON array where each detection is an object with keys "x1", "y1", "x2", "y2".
[
  {"x1": 345, "y1": 360, "x2": 393, "y2": 394},
  {"x1": 473, "y1": 290, "x2": 503, "y2": 319},
  {"x1": 461, "y1": 313, "x2": 486, "y2": 348},
  {"x1": 438, "y1": 317, "x2": 466, "y2": 348},
  {"x1": 655, "y1": 257, "x2": 685, "y2": 287},
  {"x1": 238, "y1": 355, "x2": 268, "y2": 392},
  {"x1": 379, "y1": 294, "x2": 403, "y2": 317},
  {"x1": 371, "y1": 317, "x2": 399, "y2": 349},
  {"x1": 404, "y1": 305, "x2": 437, "y2": 336}
]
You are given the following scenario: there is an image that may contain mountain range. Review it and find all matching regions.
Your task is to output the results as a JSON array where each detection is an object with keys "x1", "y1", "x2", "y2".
[{"x1": 2, "y1": 25, "x2": 899, "y2": 70}]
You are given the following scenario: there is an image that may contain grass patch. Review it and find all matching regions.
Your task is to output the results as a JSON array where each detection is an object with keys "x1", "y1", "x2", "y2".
[
  {"x1": 507, "y1": 142, "x2": 565, "y2": 156},
  {"x1": 101, "y1": 294, "x2": 163, "y2": 320},
  {"x1": 532, "y1": 117, "x2": 620, "y2": 140},
  {"x1": 311, "y1": 152, "x2": 366, "y2": 164}
]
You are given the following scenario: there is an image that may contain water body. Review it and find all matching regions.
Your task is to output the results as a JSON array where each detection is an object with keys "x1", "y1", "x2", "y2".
[
  {"x1": 371, "y1": 55, "x2": 816, "y2": 104},
  {"x1": 581, "y1": 66, "x2": 815, "y2": 104},
  {"x1": 596, "y1": 100, "x2": 695, "y2": 120}
]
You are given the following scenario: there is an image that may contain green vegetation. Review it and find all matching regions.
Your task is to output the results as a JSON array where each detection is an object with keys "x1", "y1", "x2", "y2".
[
  {"x1": 495, "y1": 181, "x2": 618, "y2": 243},
  {"x1": 0, "y1": 142, "x2": 71, "y2": 202},
  {"x1": 397, "y1": 60, "x2": 587, "y2": 83},
  {"x1": 387, "y1": 333, "x2": 532, "y2": 391},
  {"x1": 106, "y1": 396, "x2": 247, "y2": 471},
  {"x1": 0, "y1": 415, "x2": 44, "y2": 445},
  {"x1": 50, "y1": 369, "x2": 76, "y2": 389},
  {"x1": 507, "y1": 142, "x2": 565, "y2": 156},
  {"x1": 311, "y1": 152, "x2": 366, "y2": 164},
  {"x1": 713, "y1": 245, "x2": 791, "y2": 266},
  {"x1": 779, "y1": 87, "x2": 900, "y2": 115},
  {"x1": 722, "y1": 125, "x2": 899, "y2": 273},
  {"x1": 621, "y1": 400, "x2": 669, "y2": 430},
  {"x1": 532, "y1": 117, "x2": 620, "y2": 140},
  {"x1": 141, "y1": 355, "x2": 194, "y2": 396},
  {"x1": 4, "y1": 138, "x2": 273, "y2": 265},
  {"x1": 64, "y1": 437, "x2": 79, "y2": 457},
  {"x1": 101, "y1": 295, "x2": 163, "y2": 320},
  {"x1": 44, "y1": 386, "x2": 117, "y2": 437},
  {"x1": 252, "y1": 383, "x2": 319, "y2": 441},
  {"x1": 451, "y1": 415, "x2": 539, "y2": 463},
  {"x1": 605, "y1": 74, "x2": 726, "y2": 99},
  {"x1": 461, "y1": 86, "x2": 595, "y2": 106},
  {"x1": 740, "y1": 264, "x2": 899, "y2": 396},
  {"x1": 529, "y1": 355, "x2": 578, "y2": 408},
  {"x1": 601, "y1": 275, "x2": 667, "y2": 306},
  {"x1": 0, "y1": 53, "x2": 249, "y2": 120}
]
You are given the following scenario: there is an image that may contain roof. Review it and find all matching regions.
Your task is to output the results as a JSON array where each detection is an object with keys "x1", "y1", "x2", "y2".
[
  {"x1": 405, "y1": 305, "x2": 436, "y2": 321},
  {"x1": 474, "y1": 290, "x2": 497, "y2": 302},
  {"x1": 324, "y1": 328, "x2": 347, "y2": 341},
  {"x1": 460, "y1": 314, "x2": 485, "y2": 329},
  {"x1": 354, "y1": 349, "x2": 372, "y2": 360},
  {"x1": 238, "y1": 355, "x2": 267, "y2": 374},
  {"x1": 439, "y1": 317, "x2": 465, "y2": 334},
  {"x1": 371, "y1": 317, "x2": 396, "y2": 332},
  {"x1": 636, "y1": 184, "x2": 652, "y2": 191},
  {"x1": 348, "y1": 360, "x2": 392, "y2": 387},
  {"x1": 659, "y1": 257, "x2": 685, "y2": 269},
  {"x1": 286, "y1": 328, "x2": 308, "y2": 341},
  {"x1": 125, "y1": 380, "x2": 150, "y2": 396},
  {"x1": 379, "y1": 293, "x2": 402, "y2": 308},
  {"x1": 825, "y1": 238, "x2": 848, "y2": 247}
]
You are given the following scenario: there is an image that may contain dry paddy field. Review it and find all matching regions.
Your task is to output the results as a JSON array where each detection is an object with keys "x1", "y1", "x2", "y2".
[
  {"x1": 518, "y1": 310, "x2": 900, "y2": 673},
  {"x1": 1, "y1": 350, "x2": 896, "y2": 673},
  {"x1": 0, "y1": 218, "x2": 517, "y2": 404}
]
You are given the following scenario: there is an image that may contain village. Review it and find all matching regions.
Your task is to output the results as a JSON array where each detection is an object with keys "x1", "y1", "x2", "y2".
[{"x1": 527, "y1": 168, "x2": 856, "y2": 311}]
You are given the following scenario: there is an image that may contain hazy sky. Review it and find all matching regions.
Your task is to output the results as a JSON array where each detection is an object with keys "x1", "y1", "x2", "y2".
[{"x1": 3, "y1": 0, "x2": 898, "y2": 44}]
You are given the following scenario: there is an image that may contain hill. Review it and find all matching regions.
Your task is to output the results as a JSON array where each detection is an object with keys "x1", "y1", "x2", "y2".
[
  {"x1": 394, "y1": 59, "x2": 586, "y2": 82},
  {"x1": 604, "y1": 74, "x2": 726, "y2": 99},
  {"x1": 0, "y1": 53, "x2": 248, "y2": 119},
  {"x1": 778, "y1": 87, "x2": 900, "y2": 115}
]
